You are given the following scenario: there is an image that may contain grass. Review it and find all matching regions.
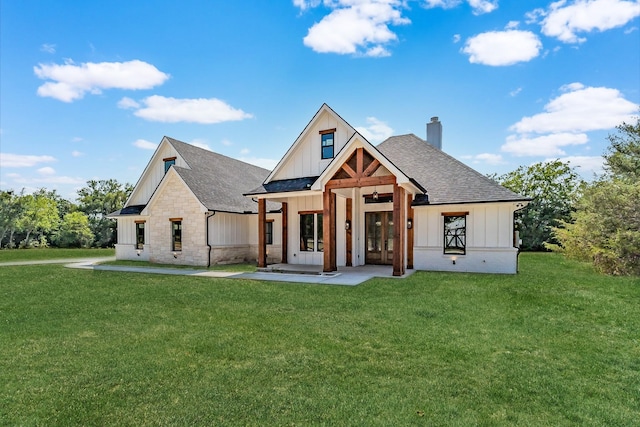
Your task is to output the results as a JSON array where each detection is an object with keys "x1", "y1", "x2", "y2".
[
  {"x1": 1, "y1": 253, "x2": 638, "y2": 426},
  {"x1": 0, "y1": 247, "x2": 114, "y2": 262}
]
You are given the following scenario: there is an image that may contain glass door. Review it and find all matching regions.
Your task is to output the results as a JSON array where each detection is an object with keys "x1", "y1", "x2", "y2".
[{"x1": 365, "y1": 212, "x2": 393, "y2": 265}]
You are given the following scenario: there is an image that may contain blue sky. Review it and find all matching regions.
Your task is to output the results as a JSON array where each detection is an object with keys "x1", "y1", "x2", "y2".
[{"x1": 1, "y1": 0, "x2": 639, "y2": 199}]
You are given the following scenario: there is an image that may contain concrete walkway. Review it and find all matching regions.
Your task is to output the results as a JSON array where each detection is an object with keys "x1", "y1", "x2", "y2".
[{"x1": 1, "y1": 257, "x2": 415, "y2": 286}]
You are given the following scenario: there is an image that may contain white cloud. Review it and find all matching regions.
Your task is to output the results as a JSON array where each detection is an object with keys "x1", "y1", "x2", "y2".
[
  {"x1": 37, "y1": 167, "x2": 56, "y2": 176},
  {"x1": 462, "y1": 30, "x2": 542, "y2": 66},
  {"x1": 132, "y1": 139, "x2": 158, "y2": 150},
  {"x1": 118, "y1": 96, "x2": 141, "y2": 109},
  {"x1": 71, "y1": 136, "x2": 84, "y2": 142},
  {"x1": 240, "y1": 148, "x2": 250, "y2": 155},
  {"x1": 501, "y1": 133, "x2": 589, "y2": 157},
  {"x1": 355, "y1": 116, "x2": 394, "y2": 142},
  {"x1": 553, "y1": 155, "x2": 605, "y2": 176},
  {"x1": 300, "y1": 0, "x2": 410, "y2": 56},
  {"x1": 461, "y1": 153, "x2": 505, "y2": 165},
  {"x1": 452, "y1": 34, "x2": 461, "y2": 43},
  {"x1": 132, "y1": 96, "x2": 253, "y2": 124},
  {"x1": 221, "y1": 139, "x2": 233, "y2": 146},
  {"x1": 0, "y1": 153, "x2": 56, "y2": 168},
  {"x1": 510, "y1": 83, "x2": 638, "y2": 134},
  {"x1": 537, "y1": 0, "x2": 640, "y2": 43},
  {"x1": 71, "y1": 150, "x2": 84, "y2": 157},
  {"x1": 509, "y1": 87, "x2": 522, "y2": 97},
  {"x1": 40, "y1": 43, "x2": 56, "y2": 54},
  {"x1": 237, "y1": 157, "x2": 279, "y2": 170},
  {"x1": 7, "y1": 173, "x2": 84, "y2": 185},
  {"x1": 34, "y1": 59, "x2": 170, "y2": 102},
  {"x1": 422, "y1": 0, "x2": 498, "y2": 14}
]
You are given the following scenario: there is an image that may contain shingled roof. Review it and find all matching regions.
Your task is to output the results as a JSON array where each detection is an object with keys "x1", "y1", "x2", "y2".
[
  {"x1": 376, "y1": 134, "x2": 528, "y2": 205},
  {"x1": 166, "y1": 137, "x2": 280, "y2": 213}
]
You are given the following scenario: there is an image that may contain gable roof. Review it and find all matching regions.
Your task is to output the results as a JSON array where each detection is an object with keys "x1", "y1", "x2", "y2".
[
  {"x1": 376, "y1": 134, "x2": 528, "y2": 205},
  {"x1": 161, "y1": 137, "x2": 279, "y2": 213}
]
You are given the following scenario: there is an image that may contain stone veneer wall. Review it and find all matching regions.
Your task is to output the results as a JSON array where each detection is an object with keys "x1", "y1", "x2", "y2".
[{"x1": 147, "y1": 173, "x2": 209, "y2": 266}]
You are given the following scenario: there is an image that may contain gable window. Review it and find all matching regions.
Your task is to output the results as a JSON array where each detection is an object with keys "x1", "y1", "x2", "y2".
[
  {"x1": 171, "y1": 218, "x2": 182, "y2": 251},
  {"x1": 443, "y1": 212, "x2": 467, "y2": 255},
  {"x1": 300, "y1": 212, "x2": 323, "y2": 252},
  {"x1": 164, "y1": 157, "x2": 176, "y2": 173},
  {"x1": 265, "y1": 220, "x2": 274, "y2": 245},
  {"x1": 135, "y1": 221, "x2": 145, "y2": 250},
  {"x1": 320, "y1": 129, "x2": 335, "y2": 159}
]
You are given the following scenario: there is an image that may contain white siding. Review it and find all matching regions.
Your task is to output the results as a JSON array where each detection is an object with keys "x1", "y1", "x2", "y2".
[
  {"x1": 272, "y1": 110, "x2": 353, "y2": 180},
  {"x1": 412, "y1": 202, "x2": 518, "y2": 274},
  {"x1": 128, "y1": 142, "x2": 189, "y2": 206}
]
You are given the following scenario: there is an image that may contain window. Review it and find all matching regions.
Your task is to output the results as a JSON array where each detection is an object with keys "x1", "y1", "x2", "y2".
[
  {"x1": 135, "y1": 221, "x2": 145, "y2": 250},
  {"x1": 320, "y1": 130, "x2": 335, "y2": 159},
  {"x1": 265, "y1": 220, "x2": 274, "y2": 245},
  {"x1": 164, "y1": 157, "x2": 176, "y2": 173},
  {"x1": 300, "y1": 212, "x2": 323, "y2": 252},
  {"x1": 443, "y1": 213, "x2": 467, "y2": 255},
  {"x1": 171, "y1": 219, "x2": 182, "y2": 251}
]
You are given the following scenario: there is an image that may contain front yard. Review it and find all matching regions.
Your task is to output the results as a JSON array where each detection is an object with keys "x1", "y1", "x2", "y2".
[{"x1": 1, "y1": 253, "x2": 638, "y2": 425}]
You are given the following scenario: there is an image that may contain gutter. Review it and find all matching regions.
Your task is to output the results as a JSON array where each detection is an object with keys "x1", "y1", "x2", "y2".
[{"x1": 205, "y1": 210, "x2": 216, "y2": 267}]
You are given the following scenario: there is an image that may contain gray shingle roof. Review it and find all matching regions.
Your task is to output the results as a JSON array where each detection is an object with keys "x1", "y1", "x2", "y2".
[
  {"x1": 166, "y1": 137, "x2": 280, "y2": 213},
  {"x1": 376, "y1": 134, "x2": 527, "y2": 205}
]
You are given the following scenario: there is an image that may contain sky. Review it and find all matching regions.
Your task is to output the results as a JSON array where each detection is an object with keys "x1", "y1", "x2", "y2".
[{"x1": 1, "y1": 0, "x2": 639, "y2": 200}]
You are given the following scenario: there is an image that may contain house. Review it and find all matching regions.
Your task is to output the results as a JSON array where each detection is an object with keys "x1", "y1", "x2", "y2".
[{"x1": 111, "y1": 104, "x2": 529, "y2": 274}]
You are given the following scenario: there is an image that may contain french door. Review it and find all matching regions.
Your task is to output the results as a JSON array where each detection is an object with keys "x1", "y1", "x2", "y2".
[{"x1": 365, "y1": 211, "x2": 394, "y2": 265}]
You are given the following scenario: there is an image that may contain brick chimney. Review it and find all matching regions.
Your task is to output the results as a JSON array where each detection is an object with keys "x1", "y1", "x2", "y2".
[{"x1": 426, "y1": 116, "x2": 442, "y2": 150}]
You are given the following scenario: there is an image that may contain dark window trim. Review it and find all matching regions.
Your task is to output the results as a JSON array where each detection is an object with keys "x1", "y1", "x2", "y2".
[
  {"x1": 320, "y1": 131, "x2": 335, "y2": 160},
  {"x1": 265, "y1": 219, "x2": 274, "y2": 245},
  {"x1": 135, "y1": 221, "x2": 145, "y2": 250},
  {"x1": 443, "y1": 213, "x2": 467, "y2": 255},
  {"x1": 171, "y1": 219, "x2": 182, "y2": 252},
  {"x1": 299, "y1": 212, "x2": 324, "y2": 252}
]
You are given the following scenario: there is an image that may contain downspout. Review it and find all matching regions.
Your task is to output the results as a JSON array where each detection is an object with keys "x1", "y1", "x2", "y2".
[
  {"x1": 513, "y1": 202, "x2": 527, "y2": 273},
  {"x1": 206, "y1": 210, "x2": 216, "y2": 267}
]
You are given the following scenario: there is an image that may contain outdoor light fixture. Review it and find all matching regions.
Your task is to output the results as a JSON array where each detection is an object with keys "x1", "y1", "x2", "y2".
[
  {"x1": 372, "y1": 191, "x2": 379, "y2": 200},
  {"x1": 452, "y1": 257, "x2": 457, "y2": 265},
  {"x1": 136, "y1": 249, "x2": 141, "y2": 256},
  {"x1": 172, "y1": 252, "x2": 178, "y2": 258},
  {"x1": 407, "y1": 218, "x2": 413, "y2": 229},
  {"x1": 345, "y1": 220, "x2": 351, "y2": 230}
]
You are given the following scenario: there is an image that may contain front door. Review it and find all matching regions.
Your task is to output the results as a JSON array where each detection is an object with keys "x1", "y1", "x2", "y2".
[{"x1": 365, "y1": 211, "x2": 394, "y2": 265}]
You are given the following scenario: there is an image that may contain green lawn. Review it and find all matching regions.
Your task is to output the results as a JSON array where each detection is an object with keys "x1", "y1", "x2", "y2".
[
  {"x1": 1, "y1": 253, "x2": 638, "y2": 426},
  {"x1": 0, "y1": 247, "x2": 114, "y2": 262}
]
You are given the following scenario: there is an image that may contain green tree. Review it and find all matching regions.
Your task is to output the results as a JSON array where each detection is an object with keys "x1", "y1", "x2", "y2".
[
  {"x1": 16, "y1": 193, "x2": 59, "y2": 247},
  {"x1": 554, "y1": 117, "x2": 640, "y2": 275},
  {"x1": 493, "y1": 160, "x2": 584, "y2": 251},
  {"x1": 54, "y1": 212, "x2": 94, "y2": 248},
  {"x1": 0, "y1": 190, "x2": 24, "y2": 248},
  {"x1": 77, "y1": 179, "x2": 132, "y2": 247}
]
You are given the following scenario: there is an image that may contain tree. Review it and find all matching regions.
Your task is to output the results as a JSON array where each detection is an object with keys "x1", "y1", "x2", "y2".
[
  {"x1": 54, "y1": 212, "x2": 94, "y2": 248},
  {"x1": 77, "y1": 179, "x2": 132, "y2": 247},
  {"x1": 554, "y1": 117, "x2": 640, "y2": 275},
  {"x1": 492, "y1": 160, "x2": 584, "y2": 251},
  {"x1": 0, "y1": 190, "x2": 24, "y2": 248},
  {"x1": 16, "y1": 193, "x2": 59, "y2": 247}
]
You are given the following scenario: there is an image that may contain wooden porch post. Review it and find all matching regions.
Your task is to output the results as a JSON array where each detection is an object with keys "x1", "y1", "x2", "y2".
[
  {"x1": 323, "y1": 188, "x2": 337, "y2": 272},
  {"x1": 281, "y1": 202, "x2": 288, "y2": 264},
  {"x1": 407, "y1": 193, "x2": 414, "y2": 270},
  {"x1": 345, "y1": 198, "x2": 352, "y2": 267},
  {"x1": 258, "y1": 198, "x2": 267, "y2": 268},
  {"x1": 393, "y1": 184, "x2": 405, "y2": 276}
]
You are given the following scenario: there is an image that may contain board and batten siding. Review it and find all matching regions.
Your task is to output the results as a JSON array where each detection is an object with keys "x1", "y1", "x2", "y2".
[
  {"x1": 412, "y1": 202, "x2": 519, "y2": 274},
  {"x1": 128, "y1": 142, "x2": 188, "y2": 206},
  {"x1": 273, "y1": 110, "x2": 353, "y2": 180},
  {"x1": 114, "y1": 216, "x2": 150, "y2": 261}
]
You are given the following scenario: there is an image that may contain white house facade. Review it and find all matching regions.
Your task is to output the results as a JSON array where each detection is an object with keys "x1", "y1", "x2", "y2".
[{"x1": 111, "y1": 104, "x2": 528, "y2": 274}]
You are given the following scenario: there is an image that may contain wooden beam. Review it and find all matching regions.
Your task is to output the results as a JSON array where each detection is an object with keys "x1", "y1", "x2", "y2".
[
  {"x1": 258, "y1": 198, "x2": 267, "y2": 268},
  {"x1": 341, "y1": 163, "x2": 357, "y2": 178},
  {"x1": 325, "y1": 174, "x2": 396, "y2": 190},
  {"x1": 346, "y1": 198, "x2": 352, "y2": 267},
  {"x1": 356, "y1": 147, "x2": 364, "y2": 175},
  {"x1": 407, "y1": 193, "x2": 414, "y2": 270},
  {"x1": 393, "y1": 184, "x2": 405, "y2": 276},
  {"x1": 362, "y1": 159, "x2": 380, "y2": 177},
  {"x1": 281, "y1": 202, "x2": 288, "y2": 264}
]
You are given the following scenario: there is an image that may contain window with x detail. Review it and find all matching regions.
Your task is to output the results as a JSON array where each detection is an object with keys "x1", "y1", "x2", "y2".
[{"x1": 444, "y1": 214, "x2": 466, "y2": 255}]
